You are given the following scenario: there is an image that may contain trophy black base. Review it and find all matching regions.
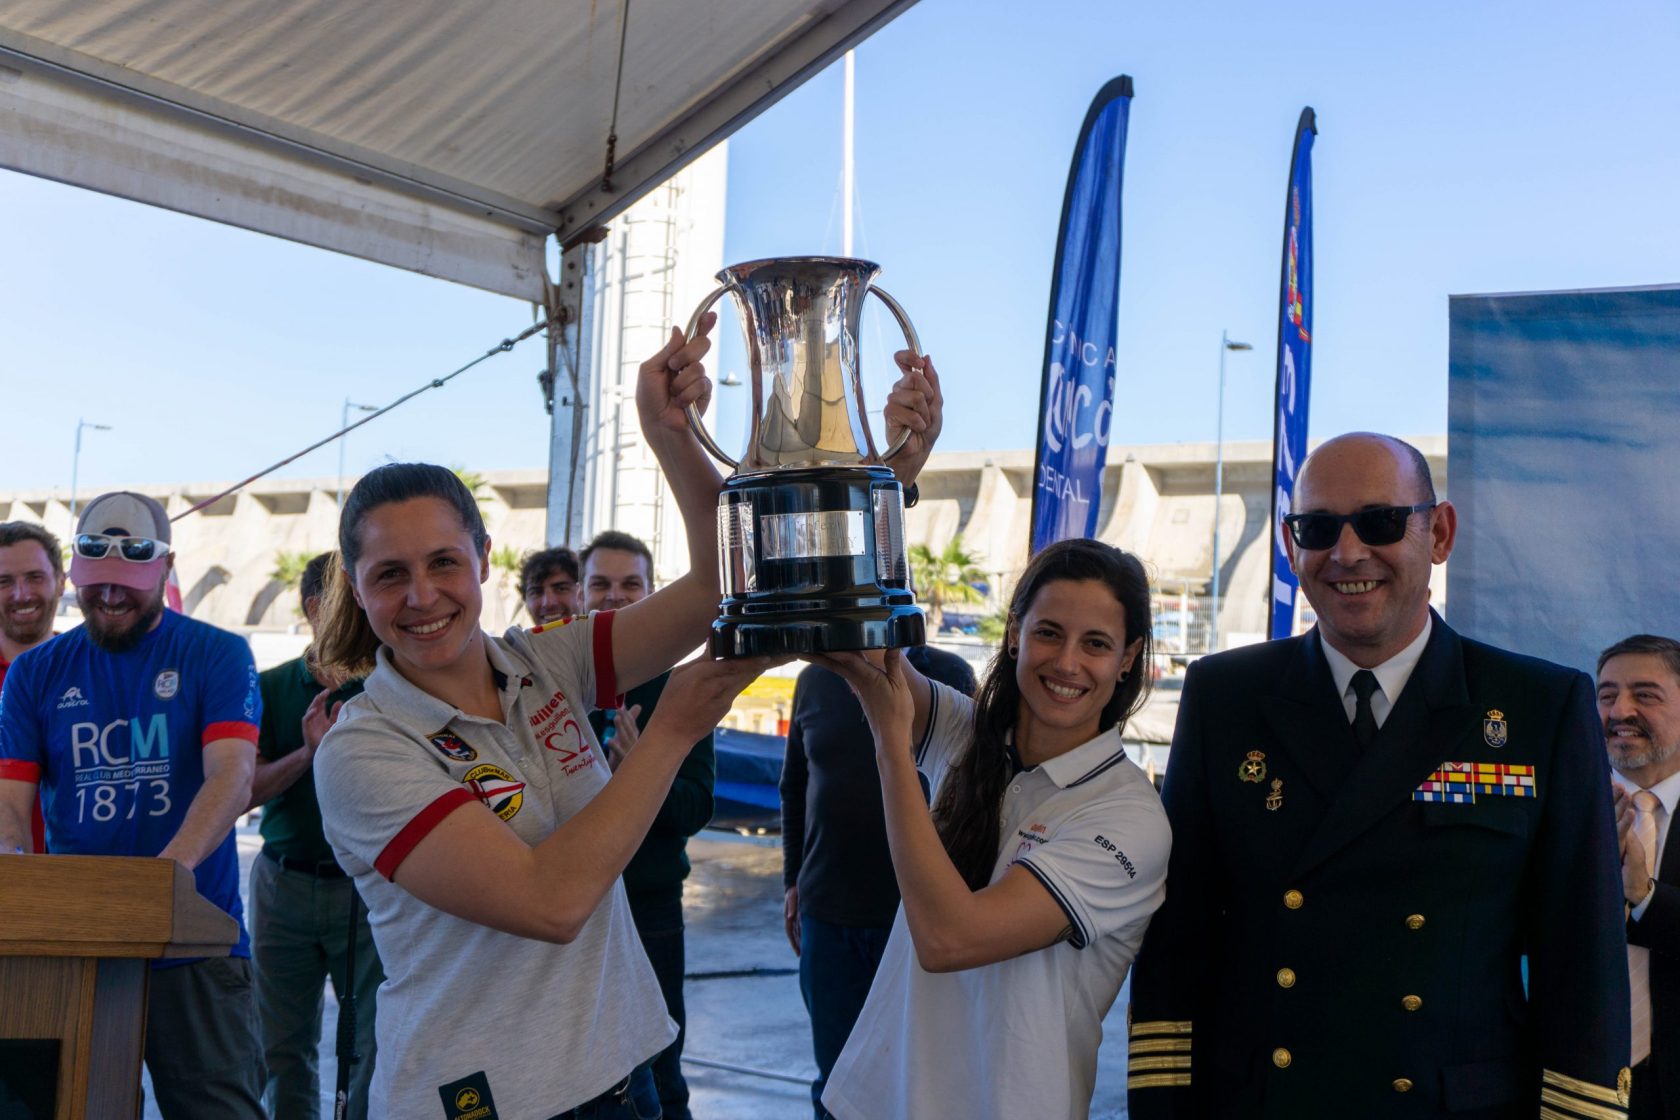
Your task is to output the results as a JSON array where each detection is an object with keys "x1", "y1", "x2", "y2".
[
  {"x1": 712, "y1": 604, "x2": 926, "y2": 658},
  {"x1": 711, "y1": 465, "x2": 926, "y2": 659}
]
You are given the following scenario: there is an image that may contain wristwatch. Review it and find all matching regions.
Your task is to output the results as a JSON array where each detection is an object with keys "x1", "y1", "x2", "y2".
[{"x1": 903, "y1": 482, "x2": 919, "y2": 508}]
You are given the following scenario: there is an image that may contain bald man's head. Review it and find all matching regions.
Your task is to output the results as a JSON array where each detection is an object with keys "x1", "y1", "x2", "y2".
[
  {"x1": 1286, "y1": 432, "x2": 1455, "y2": 667},
  {"x1": 1297, "y1": 433, "x2": 1435, "y2": 507}
]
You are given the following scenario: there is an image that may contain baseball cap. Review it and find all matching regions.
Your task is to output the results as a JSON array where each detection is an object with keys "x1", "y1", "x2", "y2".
[{"x1": 70, "y1": 491, "x2": 173, "y2": 591}]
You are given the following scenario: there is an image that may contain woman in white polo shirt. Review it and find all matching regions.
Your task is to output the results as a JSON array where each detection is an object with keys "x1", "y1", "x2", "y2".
[
  {"x1": 309, "y1": 324, "x2": 771, "y2": 1119},
  {"x1": 818, "y1": 538, "x2": 1171, "y2": 1120}
]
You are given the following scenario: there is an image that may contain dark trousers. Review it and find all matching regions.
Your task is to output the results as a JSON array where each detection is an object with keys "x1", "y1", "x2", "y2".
[
  {"x1": 249, "y1": 852, "x2": 383, "y2": 1120},
  {"x1": 145, "y1": 956, "x2": 267, "y2": 1119},
  {"x1": 798, "y1": 915, "x2": 892, "y2": 1120},
  {"x1": 545, "y1": 1064, "x2": 661, "y2": 1120},
  {"x1": 628, "y1": 891, "x2": 690, "y2": 1120},
  {"x1": 1630, "y1": 1061, "x2": 1662, "y2": 1120}
]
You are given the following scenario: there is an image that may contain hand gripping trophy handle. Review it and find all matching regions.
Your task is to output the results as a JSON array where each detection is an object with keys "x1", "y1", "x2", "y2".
[{"x1": 682, "y1": 284, "x2": 923, "y2": 471}]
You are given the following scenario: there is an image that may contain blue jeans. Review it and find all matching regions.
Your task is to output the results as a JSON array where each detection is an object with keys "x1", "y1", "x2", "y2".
[
  {"x1": 545, "y1": 1065, "x2": 660, "y2": 1120},
  {"x1": 798, "y1": 916, "x2": 893, "y2": 1120},
  {"x1": 628, "y1": 891, "x2": 690, "y2": 1120}
]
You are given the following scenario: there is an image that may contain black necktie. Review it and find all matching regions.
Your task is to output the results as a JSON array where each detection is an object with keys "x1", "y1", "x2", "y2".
[{"x1": 1351, "y1": 670, "x2": 1380, "y2": 748}]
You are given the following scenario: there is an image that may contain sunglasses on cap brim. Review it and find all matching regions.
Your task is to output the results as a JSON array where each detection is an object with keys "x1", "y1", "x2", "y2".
[
  {"x1": 73, "y1": 534, "x2": 169, "y2": 563},
  {"x1": 1282, "y1": 503, "x2": 1437, "y2": 551}
]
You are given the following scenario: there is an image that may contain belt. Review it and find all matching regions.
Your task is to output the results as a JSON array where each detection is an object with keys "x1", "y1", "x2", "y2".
[
  {"x1": 544, "y1": 1071, "x2": 639, "y2": 1120},
  {"x1": 260, "y1": 844, "x2": 347, "y2": 879}
]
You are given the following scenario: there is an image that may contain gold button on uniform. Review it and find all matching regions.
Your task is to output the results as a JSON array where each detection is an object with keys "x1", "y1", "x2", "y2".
[
  {"x1": 1393, "y1": 1078, "x2": 1414, "y2": 1093},
  {"x1": 1405, "y1": 914, "x2": 1426, "y2": 930},
  {"x1": 1401, "y1": 995, "x2": 1423, "y2": 1012},
  {"x1": 1283, "y1": 889, "x2": 1304, "y2": 909},
  {"x1": 1272, "y1": 1048, "x2": 1292, "y2": 1069},
  {"x1": 1276, "y1": 968, "x2": 1296, "y2": 988}
]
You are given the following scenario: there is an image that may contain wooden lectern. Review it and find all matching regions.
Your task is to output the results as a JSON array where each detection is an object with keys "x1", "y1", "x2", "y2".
[{"x1": 0, "y1": 855, "x2": 237, "y2": 1119}]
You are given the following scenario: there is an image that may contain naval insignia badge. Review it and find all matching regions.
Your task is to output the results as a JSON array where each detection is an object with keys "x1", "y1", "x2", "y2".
[
  {"x1": 1483, "y1": 709, "x2": 1508, "y2": 748},
  {"x1": 1239, "y1": 751, "x2": 1267, "y2": 783},
  {"x1": 1265, "y1": 779, "x2": 1284, "y2": 811}
]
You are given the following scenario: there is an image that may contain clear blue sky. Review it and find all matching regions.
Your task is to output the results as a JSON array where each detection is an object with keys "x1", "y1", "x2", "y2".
[{"x1": 4, "y1": 0, "x2": 1678, "y2": 494}]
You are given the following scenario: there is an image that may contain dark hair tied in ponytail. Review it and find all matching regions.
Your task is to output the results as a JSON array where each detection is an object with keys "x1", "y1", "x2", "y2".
[{"x1": 930, "y1": 538, "x2": 1152, "y2": 891}]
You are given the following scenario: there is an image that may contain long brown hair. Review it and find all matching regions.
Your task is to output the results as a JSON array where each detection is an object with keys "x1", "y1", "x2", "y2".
[
  {"x1": 931, "y1": 538, "x2": 1153, "y2": 890},
  {"x1": 314, "y1": 463, "x2": 488, "y2": 678}
]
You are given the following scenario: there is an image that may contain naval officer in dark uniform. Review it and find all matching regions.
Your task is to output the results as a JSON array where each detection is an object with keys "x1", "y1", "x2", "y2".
[{"x1": 1127, "y1": 433, "x2": 1630, "y2": 1119}]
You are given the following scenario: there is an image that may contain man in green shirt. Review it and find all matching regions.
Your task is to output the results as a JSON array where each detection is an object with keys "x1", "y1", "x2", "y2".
[
  {"x1": 582, "y1": 529, "x2": 716, "y2": 1120},
  {"x1": 248, "y1": 552, "x2": 383, "y2": 1119}
]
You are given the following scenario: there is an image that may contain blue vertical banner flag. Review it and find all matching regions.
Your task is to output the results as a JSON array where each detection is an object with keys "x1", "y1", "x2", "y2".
[
  {"x1": 1030, "y1": 76, "x2": 1132, "y2": 552},
  {"x1": 1268, "y1": 107, "x2": 1317, "y2": 639}
]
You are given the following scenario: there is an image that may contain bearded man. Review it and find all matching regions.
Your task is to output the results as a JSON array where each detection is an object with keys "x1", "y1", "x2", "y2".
[
  {"x1": 1600, "y1": 634, "x2": 1680, "y2": 1120},
  {"x1": 0, "y1": 491, "x2": 266, "y2": 1118}
]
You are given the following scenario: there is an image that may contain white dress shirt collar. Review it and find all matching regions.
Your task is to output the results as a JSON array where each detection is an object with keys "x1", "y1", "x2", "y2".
[{"x1": 1320, "y1": 615, "x2": 1433, "y2": 728}]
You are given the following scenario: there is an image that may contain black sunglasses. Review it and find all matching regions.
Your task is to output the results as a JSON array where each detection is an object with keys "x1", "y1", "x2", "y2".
[
  {"x1": 1283, "y1": 503, "x2": 1436, "y2": 551},
  {"x1": 73, "y1": 533, "x2": 168, "y2": 563}
]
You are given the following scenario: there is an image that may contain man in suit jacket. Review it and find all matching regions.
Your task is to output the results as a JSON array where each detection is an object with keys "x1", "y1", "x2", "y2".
[
  {"x1": 1599, "y1": 634, "x2": 1680, "y2": 1120},
  {"x1": 1128, "y1": 432, "x2": 1630, "y2": 1119}
]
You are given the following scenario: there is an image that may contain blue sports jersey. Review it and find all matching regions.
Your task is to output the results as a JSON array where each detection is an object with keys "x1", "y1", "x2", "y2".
[{"x1": 0, "y1": 610, "x2": 260, "y2": 961}]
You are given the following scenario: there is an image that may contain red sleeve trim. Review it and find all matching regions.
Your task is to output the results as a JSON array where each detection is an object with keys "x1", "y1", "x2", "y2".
[
  {"x1": 374, "y1": 787, "x2": 477, "y2": 881},
  {"x1": 593, "y1": 609, "x2": 619, "y2": 709},
  {"x1": 0, "y1": 759, "x2": 41, "y2": 782},
  {"x1": 204, "y1": 721, "x2": 260, "y2": 746}
]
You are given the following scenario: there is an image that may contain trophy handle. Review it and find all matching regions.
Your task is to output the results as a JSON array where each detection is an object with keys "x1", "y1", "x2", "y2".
[
  {"x1": 867, "y1": 286, "x2": 923, "y2": 462},
  {"x1": 682, "y1": 284, "x2": 740, "y2": 470}
]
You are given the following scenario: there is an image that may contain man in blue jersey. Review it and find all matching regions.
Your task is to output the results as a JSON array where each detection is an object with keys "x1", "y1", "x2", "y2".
[{"x1": 0, "y1": 491, "x2": 266, "y2": 1118}]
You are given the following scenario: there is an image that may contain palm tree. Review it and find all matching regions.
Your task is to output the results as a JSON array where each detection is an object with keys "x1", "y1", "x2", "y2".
[
  {"x1": 246, "y1": 548, "x2": 315, "y2": 625},
  {"x1": 909, "y1": 536, "x2": 987, "y2": 634},
  {"x1": 490, "y1": 544, "x2": 526, "y2": 623},
  {"x1": 451, "y1": 466, "x2": 489, "y2": 507}
]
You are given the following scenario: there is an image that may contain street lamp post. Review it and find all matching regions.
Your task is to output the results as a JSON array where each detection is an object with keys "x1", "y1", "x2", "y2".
[
  {"x1": 1210, "y1": 331, "x2": 1253, "y2": 653},
  {"x1": 70, "y1": 418, "x2": 113, "y2": 522},
  {"x1": 337, "y1": 398, "x2": 380, "y2": 506}
]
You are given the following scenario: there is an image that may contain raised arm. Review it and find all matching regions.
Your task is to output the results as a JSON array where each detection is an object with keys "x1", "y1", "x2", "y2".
[
  {"x1": 386, "y1": 655, "x2": 775, "y2": 943},
  {"x1": 821, "y1": 650, "x2": 1073, "y2": 972},
  {"x1": 611, "y1": 317, "x2": 726, "y2": 690},
  {"x1": 882, "y1": 351, "x2": 944, "y2": 488}
]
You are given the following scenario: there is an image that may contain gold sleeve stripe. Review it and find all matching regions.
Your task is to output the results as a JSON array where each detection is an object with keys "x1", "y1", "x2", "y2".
[
  {"x1": 1541, "y1": 1108, "x2": 1580, "y2": 1120},
  {"x1": 1128, "y1": 1055, "x2": 1192, "y2": 1073},
  {"x1": 1538, "y1": 1087, "x2": 1628, "y2": 1120},
  {"x1": 1542, "y1": 1070, "x2": 1628, "y2": 1108},
  {"x1": 1128, "y1": 1072, "x2": 1193, "y2": 1090},
  {"x1": 1129, "y1": 1019, "x2": 1193, "y2": 1038},
  {"x1": 1127, "y1": 1037, "x2": 1192, "y2": 1055}
]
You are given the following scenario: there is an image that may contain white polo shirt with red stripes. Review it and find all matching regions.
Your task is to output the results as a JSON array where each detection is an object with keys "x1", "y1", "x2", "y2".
[{"x1": 315, "y1": 610, "x2": 674, "y2": 1120}]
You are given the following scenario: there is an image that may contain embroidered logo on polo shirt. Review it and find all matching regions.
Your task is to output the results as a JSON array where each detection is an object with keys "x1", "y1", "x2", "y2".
[
  {"x1": 528, "y1": 688, "x2": 594, "y2": 775},
  {"x1": 437, "y1": 1070, "x2": 499, "y2": 1119},
  {"x1": 428, "y1": 730, "x2": 478, "y2": 763},
  {"x1": 153, "y1": 669, "x2": 180, "y2": 701},
  {"x1": 1013, "y1": 822, "x2": 1049, "y2": 860},
  {"x1": 463, "y1": 764, "x2": 525, "y2": 821}
]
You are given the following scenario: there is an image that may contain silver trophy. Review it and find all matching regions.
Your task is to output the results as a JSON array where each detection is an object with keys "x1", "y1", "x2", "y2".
[{"x1": 684, "y1": 256, "x2": 926, "y2": 657}]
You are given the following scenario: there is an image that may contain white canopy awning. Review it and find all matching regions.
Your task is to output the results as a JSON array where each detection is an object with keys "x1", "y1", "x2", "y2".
[{"x1": 0, "y1": 0, "x2": 915, "y2": 301}]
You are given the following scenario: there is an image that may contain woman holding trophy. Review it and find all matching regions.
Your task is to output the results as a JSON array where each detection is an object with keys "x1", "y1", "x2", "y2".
[
  {"x1": 309, "y1": 298, "x2": 944, "y2": 1119},
  {"x1": 817, "y1": 538, "x2": 1171, "y2": 1120}
]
